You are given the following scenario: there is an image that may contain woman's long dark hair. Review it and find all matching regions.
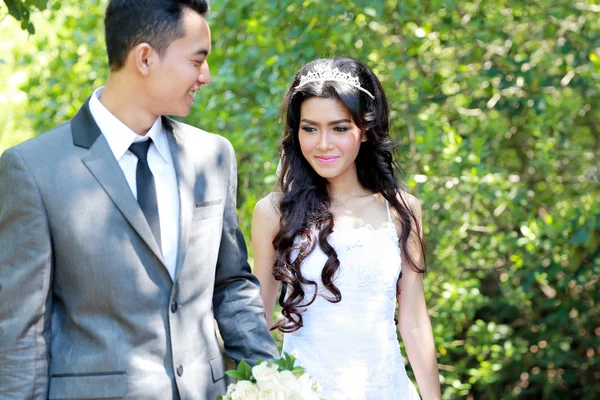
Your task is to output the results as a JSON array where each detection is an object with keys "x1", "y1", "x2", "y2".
[{"x1": 272, "y1": 56, "x2": 425, "y2": 332}]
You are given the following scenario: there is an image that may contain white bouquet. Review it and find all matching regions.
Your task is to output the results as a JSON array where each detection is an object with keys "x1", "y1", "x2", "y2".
[{"x1": 217, "y1": 352, "x2": 320, "y2": 400}]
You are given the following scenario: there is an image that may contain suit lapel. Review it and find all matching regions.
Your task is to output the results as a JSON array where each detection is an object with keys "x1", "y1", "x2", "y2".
[
  {"x1": 73, "y1": 100, "x2": 166, "y2": 268},
  {"x1": 164, "y1": 118, "x2": 195, "y2": 279}
]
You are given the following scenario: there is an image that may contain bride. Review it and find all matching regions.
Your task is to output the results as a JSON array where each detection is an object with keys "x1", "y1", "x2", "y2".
[{"x1": 252, "y1": 56, "x2": 441, "y2": 400}]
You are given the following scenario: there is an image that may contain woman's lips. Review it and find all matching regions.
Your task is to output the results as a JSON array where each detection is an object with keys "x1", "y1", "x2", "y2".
[{"x1": 315, "y1": 156, "x2": 339, "y2": 165}]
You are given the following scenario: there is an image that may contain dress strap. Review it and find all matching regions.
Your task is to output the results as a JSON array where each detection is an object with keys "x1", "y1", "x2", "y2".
[{"x1": 385, "y1": 199, "x2": 392, "y2": 222}]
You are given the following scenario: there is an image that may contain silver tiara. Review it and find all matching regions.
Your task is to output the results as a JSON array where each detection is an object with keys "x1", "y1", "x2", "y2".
[{"x1": 295, "y1": 67, "x2": 375, "y2": 100}]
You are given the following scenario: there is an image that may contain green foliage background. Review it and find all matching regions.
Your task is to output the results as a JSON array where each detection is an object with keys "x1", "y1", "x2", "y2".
[{"x1": 1, "y1": 0, "x2": 599, "y2": 398}]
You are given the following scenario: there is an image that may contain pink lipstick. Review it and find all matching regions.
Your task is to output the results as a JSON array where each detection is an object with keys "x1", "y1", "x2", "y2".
[{"x1": 315, "y1": 156, "x2": 339, "y2": 165}]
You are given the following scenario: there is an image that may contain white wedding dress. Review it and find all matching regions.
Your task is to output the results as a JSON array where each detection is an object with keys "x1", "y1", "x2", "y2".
[{"x1": 282, "y1": 202, "x2": 420, "y2": 400}]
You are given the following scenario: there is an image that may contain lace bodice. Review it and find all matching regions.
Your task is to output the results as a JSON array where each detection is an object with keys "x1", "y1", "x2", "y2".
[{"x1": 282, "y1": 203, "x2": 420, "y2": 400}]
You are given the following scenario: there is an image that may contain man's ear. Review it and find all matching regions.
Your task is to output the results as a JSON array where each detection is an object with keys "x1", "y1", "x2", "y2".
[{"x1": 131, "y1": 43, "x2": 158, "y2": 76}]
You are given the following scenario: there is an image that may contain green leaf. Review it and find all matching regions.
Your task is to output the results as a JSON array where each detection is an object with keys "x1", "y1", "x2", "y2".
[
  {"x1": 271, "y1": 352, "x2": 301, "y2": 371},
  {"x1": 32, "y1": 0, "x2": 48, "y2": 10},
  {"x1": 5, "y1": 0, "x2": 23, "y2": 20},
  {"x1": 570, "y1": 229, "x2": 589, "y2": 245},
  {"x1": 291, "y1": 367, "x2": 305, "y2": 378},
  {"x1": 238, "y1": 359, "x2": 253, "y2": 381},
  {"x1": 225, "y1": 370, "x2": 248, "y2": 380},
  {"x1": 223, "y1": 359, "x2": 254, "y2": 381}
]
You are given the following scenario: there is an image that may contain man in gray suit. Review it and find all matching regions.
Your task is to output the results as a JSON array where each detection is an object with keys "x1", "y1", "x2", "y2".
[{"x1": 0, "y1": 0, "x2": 279, "y2": 398}]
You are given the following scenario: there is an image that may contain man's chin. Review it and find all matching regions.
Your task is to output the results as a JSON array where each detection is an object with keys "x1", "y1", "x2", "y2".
[{"x1": 165, "y1": 107, "x2": 192, "y2": 118}]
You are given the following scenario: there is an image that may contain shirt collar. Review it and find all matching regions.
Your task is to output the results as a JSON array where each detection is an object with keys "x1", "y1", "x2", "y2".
[{"x1": 88, "y1": 87, "x2": 170, "y2": 163}]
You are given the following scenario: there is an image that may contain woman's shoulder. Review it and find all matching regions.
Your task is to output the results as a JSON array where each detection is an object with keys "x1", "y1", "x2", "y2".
[
  {"x1": 385, "y1": 190, "x2": 422, "y2": 231},
  {"x1": 374, "y1": 190, "x2": 421, "y2": 214},
  {"x1": 396, "y1": 190, "x2": 421, "y2": 216},
  {"x1": 253, "y1": 192, "x2": 283, "y2": 224}
]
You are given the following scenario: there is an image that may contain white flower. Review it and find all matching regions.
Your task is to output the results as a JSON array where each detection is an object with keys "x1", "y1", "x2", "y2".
[
  {"x1": 257, "y1": 389, "x2": 287, "y2": 400},
  {"x1": 230, "y1": 380, "x2": 259, "y2": 400},
  {"x1": 294, "y1": 373, "x2": 320, "y2": 399},
  {"x1": 222, "y1": 383, "x2": 236, "y2": 400},
  {"x1": 252, "y1": 362, "x2": 281, "y2": 392},
  {"x1": 276, "y1": 370, "x2": 321, "y2": 400},
  {"x1": 277, "y1": 370, "x2": 301, "y2": 393},
  {"x1": 222, "y1": 353, "x2": 319, "y2": 400},
  {"x1": 297, "y1": 373, "x2": 311, "y2": 388}
]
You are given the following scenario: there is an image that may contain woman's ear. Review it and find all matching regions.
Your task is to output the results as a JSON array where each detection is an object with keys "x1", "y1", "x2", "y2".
[{"x1": 361, "y1": 129, "x2": 368, "y2": 142}]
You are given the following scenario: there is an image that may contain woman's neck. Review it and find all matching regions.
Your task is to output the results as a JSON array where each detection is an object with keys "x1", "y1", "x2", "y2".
[{"x1": 328, "y1": 175, "x2": 371, "y2": 205}]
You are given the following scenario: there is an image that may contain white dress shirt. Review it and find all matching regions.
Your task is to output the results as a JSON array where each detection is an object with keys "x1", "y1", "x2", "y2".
[{"x1": 89, "y1": 87, "x2": 180, "y2": 281}]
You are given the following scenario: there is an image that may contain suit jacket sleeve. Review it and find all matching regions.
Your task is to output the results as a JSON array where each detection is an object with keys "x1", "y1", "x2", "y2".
[
  {"x1": 0, "y1": 149, "x2": 52, "y2": 399},
  {"x1": 212, "y1": 140, "x2": 279, "y2": 365}
]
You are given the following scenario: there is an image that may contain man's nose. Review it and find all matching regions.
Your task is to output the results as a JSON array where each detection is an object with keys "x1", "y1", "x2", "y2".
[{"x1": 199, "y1": 61, "x2": 211, "y2": 85}]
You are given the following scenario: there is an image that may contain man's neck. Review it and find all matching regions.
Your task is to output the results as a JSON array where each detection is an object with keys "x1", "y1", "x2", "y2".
[{"x1": 100, "y1": 75, "x2": 157, "y2": 136}]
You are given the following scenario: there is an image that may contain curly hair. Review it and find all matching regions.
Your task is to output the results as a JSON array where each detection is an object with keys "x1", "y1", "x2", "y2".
[{"x1": 272, "y1": 56, "x2": 425, "y2": 332}]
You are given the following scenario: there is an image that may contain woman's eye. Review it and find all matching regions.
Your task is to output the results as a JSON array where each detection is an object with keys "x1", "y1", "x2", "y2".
[
  {"x1": 333, "y1": 126, "x2": 348, "y2": 132},
  {"x1": 301, "y1": 126, "x2": 317, "y2": 132}
]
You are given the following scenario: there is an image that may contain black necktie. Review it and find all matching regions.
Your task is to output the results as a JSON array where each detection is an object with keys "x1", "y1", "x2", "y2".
[{"x1": 129, "y1": 140, "x2": 161, "y2": 249}]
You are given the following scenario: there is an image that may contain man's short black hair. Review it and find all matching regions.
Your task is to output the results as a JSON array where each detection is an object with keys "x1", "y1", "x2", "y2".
[{"x1": 105, "y1": 0, "x2": 209, "y2": 71}]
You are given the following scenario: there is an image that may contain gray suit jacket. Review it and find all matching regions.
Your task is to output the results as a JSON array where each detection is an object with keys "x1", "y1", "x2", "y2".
[{"x1": 0, "y1": 101, "x2": 278, "y2": 399}]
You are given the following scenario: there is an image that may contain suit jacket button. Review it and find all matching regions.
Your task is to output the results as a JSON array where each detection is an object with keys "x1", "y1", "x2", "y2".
[
  {"x1": 177, "y1": 365, "x2": 184, "y2": 377},
  {"x1": 171, "y1": 301, "x2": 178, "y2": 313}
]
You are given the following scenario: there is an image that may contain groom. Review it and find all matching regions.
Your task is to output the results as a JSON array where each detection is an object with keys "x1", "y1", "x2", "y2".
[{"x1": 0, "y1": 0, "x2": 278, "y2": 399}]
